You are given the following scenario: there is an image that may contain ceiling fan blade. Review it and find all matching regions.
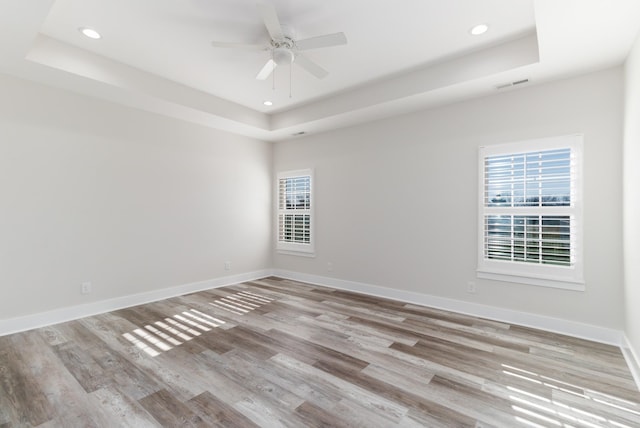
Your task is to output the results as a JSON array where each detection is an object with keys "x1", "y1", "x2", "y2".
[
  {"x1": 256, "y1": 59, "x2": 277, "y2": 80},
  {"x1": 257, "y1": 3, "x2": 284, "y2": 41},
  {"x1": 295, "y1": 54, "x2": 328, "y2": 79},
  {"x1": 211, "y1": 41, "x2": 267, "y2": 51},
  {"x1": 296, "y1": 32, "x2": 347, "y2": 51}
]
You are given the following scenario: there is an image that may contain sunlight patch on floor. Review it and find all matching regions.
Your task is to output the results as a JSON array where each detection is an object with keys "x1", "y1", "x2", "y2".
[
  {"x1": 121, "y1": 291, "x2": 274, "y2": 357},
  {"x1": 122, "y1": 307, "x2": 227, "y2": 357},
  {"x1": 209, "y1": 291, "x2": 274, "y2": 315},
  {"x1": 502, "y1": 364, "x2": 639, "y2": 428}
]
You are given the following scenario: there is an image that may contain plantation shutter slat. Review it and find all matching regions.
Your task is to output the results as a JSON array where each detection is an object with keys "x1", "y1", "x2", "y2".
[
  {"x1": 482, "y1": 147, "x2": 575, "y2": 267},
  {"x1": 278, "y1": 174, "x2": 312, "y2": 245}
]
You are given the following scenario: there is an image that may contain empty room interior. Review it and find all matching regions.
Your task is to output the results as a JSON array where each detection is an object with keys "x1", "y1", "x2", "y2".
[{"x1": 3, "y1": 0, "x2": 640, "y2": 426}]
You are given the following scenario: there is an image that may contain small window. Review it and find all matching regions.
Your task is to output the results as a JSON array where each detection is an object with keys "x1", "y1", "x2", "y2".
[
  {"x1": 477, "y1": 135, "x2": 584, "y2": 290},
  {"x1": 277, "y1": 169, "x2": 314, "y2": 255}
]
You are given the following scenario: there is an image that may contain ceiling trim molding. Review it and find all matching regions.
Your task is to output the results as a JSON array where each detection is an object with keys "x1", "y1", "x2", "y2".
[
  {"x1": 17, "y1": 32, "x2": 539, "y2": 142},
  {"x1": 270, "y1": 32, "x2": 540, "y2": 131}
]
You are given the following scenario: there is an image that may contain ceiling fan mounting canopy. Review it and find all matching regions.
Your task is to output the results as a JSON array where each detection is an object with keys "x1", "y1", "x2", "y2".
[{"x1": 211, "y1": 2, "x2": 347, "y2": 80}]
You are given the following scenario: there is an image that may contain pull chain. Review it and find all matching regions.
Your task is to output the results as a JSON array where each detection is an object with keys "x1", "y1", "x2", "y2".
[{"x1": 272, "y1": 50, "x2": 275, "y2": 91}]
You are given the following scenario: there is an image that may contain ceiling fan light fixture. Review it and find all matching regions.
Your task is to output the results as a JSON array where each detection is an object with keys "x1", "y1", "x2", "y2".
[
  {"x1": 470, "y1": 24, "x2": 489, "y2": 36},
  {"x1": 273, "y1": 47, "x2": 294, "y2": 65},
  {"x1": 79, "y1": 27, "x2": 101, "y2": 39}
]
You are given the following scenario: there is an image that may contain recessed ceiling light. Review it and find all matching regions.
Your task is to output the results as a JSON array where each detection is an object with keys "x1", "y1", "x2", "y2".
[
  {"x1": 263, "y1": 100, "x2": 273, "y2": 106},
  {"x1": 79, "y1": 27, "x2": 101, "y2": 39},
  {"x1": 470, "y1": 24, "x2": 489, "y2": 36}
]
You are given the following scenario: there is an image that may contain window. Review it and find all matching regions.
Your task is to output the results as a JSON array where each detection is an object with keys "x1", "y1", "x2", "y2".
[
  {"x1": 277, "y1": 169, "x2": 314, "y2": 255},
  {"x1": 477, "y1": 135, "x2": 584, "y2": 290}
]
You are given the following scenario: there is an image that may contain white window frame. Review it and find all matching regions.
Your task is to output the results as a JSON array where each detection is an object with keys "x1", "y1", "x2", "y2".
[
  {"x1": 477, "y1": 135, "x2": 584, "y2": 290},
  {"x1": 276, "y1": 169, "x2": 315, "y2": 256}
]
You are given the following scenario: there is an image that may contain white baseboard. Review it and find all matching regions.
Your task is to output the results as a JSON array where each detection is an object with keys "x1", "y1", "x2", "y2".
[
  {"x1": 1, "y1": 268, "x2": 626, "y2": 351},
  {"x1": 272, "y1": 269, "x2": 624, "y2": 347},
  {"x1": 622, "y1": 334, "x2": 640, "y2": 392},
  {"x1": 0, "y1": 269, "x2": 272, "y2": 336}
]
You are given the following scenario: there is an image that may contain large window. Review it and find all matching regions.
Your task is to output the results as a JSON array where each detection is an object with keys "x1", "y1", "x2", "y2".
[
  {"x1": 277, "y1": 169, "x2": 314, "y2": 255},
  {"x1": 477, "y1": 135, "x2": 584, "y2": 290}
]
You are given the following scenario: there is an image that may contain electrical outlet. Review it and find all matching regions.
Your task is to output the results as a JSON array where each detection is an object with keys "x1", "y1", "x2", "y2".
[
  {"x1": 327, "y1": 262, "x2": 334, "y2": 272},
  {"x1": 467, "y1": 281, "x2": 476, "y2": 294},
  {"x1": 224, "y1": 261, "x2": 231, "y2": 271},
  {"x1": 81, "y1": 281, "x2": 92, "y2": 294}
]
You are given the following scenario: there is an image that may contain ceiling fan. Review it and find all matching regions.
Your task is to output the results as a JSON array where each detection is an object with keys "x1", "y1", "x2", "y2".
[{"x1": 211, "y1": 3, "x2": 347, "y2": 80}]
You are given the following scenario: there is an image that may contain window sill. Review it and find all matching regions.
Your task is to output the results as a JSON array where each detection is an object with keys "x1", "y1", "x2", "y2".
[
  {"x1": 476, "y1": 270, "x2": 585, "y2": 291},
  {"x1": 276, "y1": 249, "x2": 316, "y2": 258}
]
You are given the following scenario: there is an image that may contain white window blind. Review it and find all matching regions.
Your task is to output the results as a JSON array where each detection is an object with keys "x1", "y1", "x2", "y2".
[
  {"x1": 277, "y1": 170, "x2": 314, "y2": 254},
  {"x1": 478, "y1": 136, "x2": 584, "y2": 289}
]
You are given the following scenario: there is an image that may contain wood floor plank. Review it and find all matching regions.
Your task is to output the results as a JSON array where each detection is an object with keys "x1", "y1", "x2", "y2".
[
  {"x1": 270, "y1": 352, "x2": 409, "y2": 424},
  {"x1": 199, "y1": 349, "x2": 307, "y2": 413},
  {"x1": 0, "y1": 335, "x2": 55, "y2": 426},
  {"x1": 228, "y1": 349, "x2": 346, "y2": 411},
  {"x1": 138, "y1": 389, "x2": 204, "y2": 427},
  {"x1": 0, "y1": 277, "x2": 639, "y2": 427},
  {"x1": 88, "y1": 385, "x2": 160, "y2": 427},
  {"x1": 87, "y1": 345, "x2": 164, "y2": 401},
  {"x1": 51, "y1": 341, "x2": 111, "y2": 393},
  {"x1": 312, "y1": 358, "x2": 483, "y2": 427},
  {"x1": 294, "y1": 400, "x2": 344, "y2": 428},
  {"x1": 330, "y1": 398, "x2": 408, "y2": 428},
  {"x1": 187, "y1": 390, "x2": 259, "y2": 428},
  {"x1": 10, "y1": 331, "x2": 112, "y2": 427},
  {"x1": 267, "y1": 328, "x2": 371, "y2": 372}
]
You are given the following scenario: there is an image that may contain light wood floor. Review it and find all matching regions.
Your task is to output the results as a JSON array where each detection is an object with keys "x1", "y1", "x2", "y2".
[{"x1": 1, "y1": 277, "x2": 639, "y2": 427}]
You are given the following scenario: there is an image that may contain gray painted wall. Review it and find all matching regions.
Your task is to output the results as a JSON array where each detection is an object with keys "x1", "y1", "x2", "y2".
[
  {"x1": 0, "y1": 74, "x2": 272, "y2": 319},
  {"x1": 624, "y1": 31, "x2": 640, "y2": 363},
  {"x1": 274, "y1": 67, "x2": 625, "y2": 329}
]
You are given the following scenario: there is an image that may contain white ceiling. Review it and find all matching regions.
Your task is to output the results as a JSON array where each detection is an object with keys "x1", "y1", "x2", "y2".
[
  {"x1": 1, "y1": 1, "x2": 640, "y2": 141},
  {"x1": 39, "y1": 0, "x2": 536, "y2": 112}
]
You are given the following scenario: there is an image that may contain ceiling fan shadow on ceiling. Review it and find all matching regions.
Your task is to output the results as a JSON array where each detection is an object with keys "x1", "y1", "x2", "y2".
[{"x1": 211, "y1": 2, "x2": 347, "y2": 82}]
